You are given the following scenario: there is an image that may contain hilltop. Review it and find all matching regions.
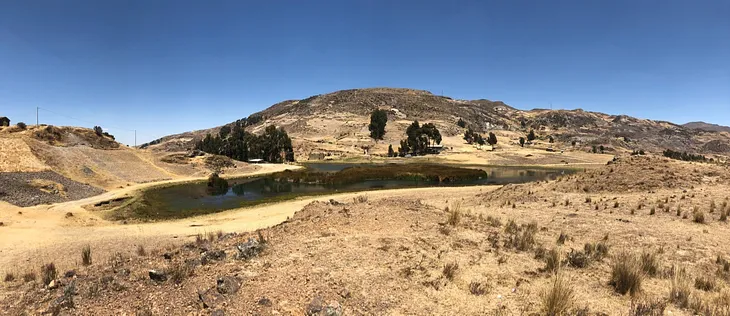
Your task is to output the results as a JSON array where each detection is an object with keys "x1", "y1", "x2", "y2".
[
  {"x1": 144, "y1": 88, "x2": 730, "y2": 161},
  {"x1": 684, "y1": 121, "x2": 730, "y2": 134}
]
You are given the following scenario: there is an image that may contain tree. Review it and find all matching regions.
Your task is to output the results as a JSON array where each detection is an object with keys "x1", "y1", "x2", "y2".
[
  {"x1": 368, "y1": 109, "x2": 388, "y2": 141},
  {"x1": 387, "y1": 144, "x2": 395, "y2": 157},
  {"x1": 195, "y1": 124, "x2": 294, "y2": 163},
  {"x1": 592, "y1": 145, "x2": 598, "y2": 153},
  {"x1": 599, "y1": 145, "x2": 605, "y2": 153},
  {"x1": 519, "y1": 137, "x2": 525, "y2": 147},
  {"x1": 457, "y1": 118, "x2": 466, "y2": 128},
  {"x1": 219, "y1": 125, "x2": 231, "y2": 139},
  {"x1": 93, "y1": 126, "x2": 103, "y2": 136},
  {"x1": 487, "y1": 132, "x2": 498, "y2": 146},
  {"x1": 401, "y1": 121, "x2": 442, "y2": 155},
  {"x1": 17, "y1": 122, "x2": 26, "y2": 129},
  {"x1": 476, "y1": 134, "x2": 486, "y2": 146},
  {"x1": 571, "y1": 140, "x2": 577, "y2": 147},
  {"x1": 548, "y1": 135, "x2": 554, "y2": 143},
  {"x1": 464, "y1": 129, "x2": 475, "y2": 144},
  {"x1": 527, "y1": 129, "x2": 536, "y2": 142}
]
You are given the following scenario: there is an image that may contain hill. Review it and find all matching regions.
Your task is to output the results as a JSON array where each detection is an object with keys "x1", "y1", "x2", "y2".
[
  {"x1": 683, "y1": 121, "x2": 730, "y2": 133},
  {"x1": 0, "y1": 124, "x2": 256, "y2": 207},
  {"x1": 146, "y1": 88, "x2": 730, "y2": 161}
]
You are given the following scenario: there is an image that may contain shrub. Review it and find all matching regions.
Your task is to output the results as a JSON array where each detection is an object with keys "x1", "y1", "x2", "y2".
[
  {"x1": 442, "y1": 262, "x2": 459, "y2": 281},
  {"x1": 457, "y1": 118, "x2": 466, "y2": 128},
  {"x1": 693, "y1": 211, "x2": 705, "y2": 224},
  {"x1": 610, "y1": 252, "x2": 643, "y2": 296},
  {"x1": 93, "y1": 126, "x2": 103, "y2": 136},
  {"x1": 206, "y1": 173, "x2": 229, "y2": 195},
  {"x1": 694, "y1": 275, "x2": 716, "y2": 291},
  {"x1": 82, "y1": 245, "x2": 92, "y2": 266},
  {"x1": 17, "y1": 122, "x2": 26, "y2": 129},
  {"x1": 540, "y1": 274, "x2": 574, "y2": 316},
  {"x1": 4, "y1": 272, "x2": 15, "y2": 282},
  {"x1": 505, "y1": 221, "x2": 538, "y2": 251},
  {"x1": 614, "y1": 201, "x2": 620, "y2": 208},
  {"x1": 640, "y1": 251, "x2": 658, "y2": 277},
  {"x1": 595, "y1": 242, "x2": 610, "y2": 259},
  {"x1": 721, "y1": 210, "x2": 728, "y2": 222},
  {"x1": 41, "y1": 263, "x2": 57, "y2": 286},
  {"x1": 469, "y1": 280, "x2": 488, "y2": 295},
  {"x1": 566, "y1": 249, "x2": 590, "y2": 268},
  {"x1": 650, "y1": 207, "x2": 655, "y2": 215}
]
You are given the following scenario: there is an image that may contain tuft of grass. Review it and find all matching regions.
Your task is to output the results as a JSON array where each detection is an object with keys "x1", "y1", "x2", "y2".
[
  {"x1": 22, "y1": 271, "x2": 37, "y2": 282},
  {"x1": 469, "y1": 280, "x2": 489, "y2": 295},
  {"x1": 41, "y1": 263, "x2": 57, "y2": 286},
  {"x1": 693, "y1": 210, "x2": 705, "y2": 224},
  {"x1": 614, "y1": 201, "x2": 620, "y2": 208},
  {"x1": 353, "y1": 195, "x2": 368, "y2": 203},
  {"x1": 694, "y1": 275, "x2": 716, "y2": 291},
  {"x1": 486, "y1": 215, "x2": 501, "y2": 227},
  {"x1": 540, "y1": 273, "x2": 575, "y2": 316},
  {"x1": 82, "y1": 245, "x2": 92, "y2": 266},
  {"x1": 721, "y1": 210, "x2": 728, "y2": 222},
  {"x1": 669, "y1": 269, "x2": 692, "y2": 308},
  {"x1": 505, "y1": 221, "x2": 538, "y2": 251},
  {"x1": 640, "y1": 251, "x2": 659, "y2": 277},
  {"x1": 556, "y1": 232, "x2": 568, "y2": 245},
  {"x1": 207, "y1": 231, "x2": 216, "y2": 242},
  {"x1": 446, "y1": 202, "x2": 462, "y2": 227},
  {"x1": 442, "y1": 262, "x2": 459, "y2": 281},
  {"x1": 610, "y1": 251, "x2": 643, "y2": 296},
  {"x1": 629, "y1": 298, "x2": 666, "y2": 316},
  {"x1": 195, "y1": 233, "x2": 204, "y2": 245},
  {"x1": 595, "y1": 241, "x2": 610, "y2": 259},
  {"x1": 4, "y1": 272, "x2": 15, "y2": 282},
  {"x1": 649, "y1": 207, "x2": 656, "y2": 215},
  {"x1": 676, "y1": 206, "x2": 682, "y2": 217},
  {"x1": 585, "y1": 197, "x2": 592, "y2": 204},
  {"x1": 136, "y1": 245, "x2": 147, "y2": 256},
  {"x1": 545, "y1": 248, "x2": 561, "y2": 273},
  {"x1": 167, "y1": 262, "x2": 192, "y2": 284}
]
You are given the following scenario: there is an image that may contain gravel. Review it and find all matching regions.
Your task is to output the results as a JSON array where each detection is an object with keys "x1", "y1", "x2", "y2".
[{"x1": 0, "y1": 171, "x2": 105, "y2": 207}]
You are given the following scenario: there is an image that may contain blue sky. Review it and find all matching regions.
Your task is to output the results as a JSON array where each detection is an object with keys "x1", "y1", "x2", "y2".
[{"x1": 1, "y1": 0, "x2": 728, "y2": 145}]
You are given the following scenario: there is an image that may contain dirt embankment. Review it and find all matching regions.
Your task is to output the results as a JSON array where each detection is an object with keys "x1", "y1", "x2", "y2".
[{"x1": 0, "y1": 171, "x2": 105, "y2": 207}]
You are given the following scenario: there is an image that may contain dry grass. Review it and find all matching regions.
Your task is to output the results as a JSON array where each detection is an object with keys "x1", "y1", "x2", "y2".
[
  {"x1": 442, "y1": 262, "x2": 459, "y2": 281},
  {"x1": 469, "y1": 280, "x2": 489, "y2": 296},
  {"x1": 540, "y1": 273, "x2": 575, "y2": 316},
  {"x1": 446, "y1": 202, "x2": 462, "y2": 226},
  {"x1": 629, "y1": 298, "x2": 666, "y2": 316},
  {"x1": 4, "y1": 272, "x2": 15, "y2": 282},
  {"x1": 82, "y1": 245, "x2": 92, "y2": 266},
  {"x1": 22, "y1": 271, "x2": 36, "y2": 282},
  {"x1": 545, "y1": 248, "x2": 561, "y2": 273},
  {"x1": 353, "y1": 195, "x2": 368, "y2": 203},
  {"x1": 669, "y1": 268, "x2": 692, "y2": 308},
  {"x1": 166, "y1": 262, "x2": 192, "y2": 284},
  {"x1": 610, "y1": 252, "x2": 643, "y2": 296},
  {"x1": 693, "y1": 210, "x2": 706, "y2": 224},
  {"x1": 640, "y1": 251, "x2": 659, "y2": 277},
  {"x1": 136, "y1": 245, "x2": 147, "y2": 256},
  {"x1": 41, "y1": 263, "x2": 57, "y2": 286},
  {"x1": 694, "y1": 275, "x2": 716, "y2": 292}
]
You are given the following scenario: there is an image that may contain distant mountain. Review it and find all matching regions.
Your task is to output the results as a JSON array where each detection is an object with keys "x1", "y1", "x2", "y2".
[
  {"x1": 145, "y1": 87, "x2": 730, "y2": 158},
  {"x1": 683, "y1": 121, "x2": 730, "y2": 134}
]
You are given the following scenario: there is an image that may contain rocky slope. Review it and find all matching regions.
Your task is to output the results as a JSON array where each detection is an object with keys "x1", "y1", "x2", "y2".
[
  {"x1": 683, "y1": 121, "x2": 730, "y2": 134},
  {"x1": 145, "y1": 88, "x2": 730, "y2": 160}
]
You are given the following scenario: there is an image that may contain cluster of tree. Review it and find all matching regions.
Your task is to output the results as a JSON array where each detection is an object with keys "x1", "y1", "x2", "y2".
[
  {"x1": 591, "y1": 145, "x2": 605, "y2": 153},
  {"x1": 195, "y1": 123, "x2": 294, "y2": 163},
  {"x1": 368, "y1": 109, "x2": 388, "y2": 140},
  {"x1": 394, "y1": 121, "x2": 442, "y2": 156},
  {"x1": 631, "y1": 149, "x2": 646, "y2": 156},
  {"x1": 464, "y1": 129, "x2": 497, "y2": 147},
  {"x1": 663, "y1": 149, "x2": 708, "y2": 162}
]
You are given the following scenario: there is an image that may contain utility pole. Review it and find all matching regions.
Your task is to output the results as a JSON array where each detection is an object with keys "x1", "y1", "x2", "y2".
[
  {"x1": 36, "y1": 107, "x2": 39, "y2": 126},
  {"x1": 134, "y1": 130, "x2": 137, "y2": 147}
]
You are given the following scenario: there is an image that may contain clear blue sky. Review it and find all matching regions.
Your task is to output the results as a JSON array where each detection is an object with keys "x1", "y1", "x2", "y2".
[{"x1": 1, "y1": 0, "x2": 728, "y2": 145}]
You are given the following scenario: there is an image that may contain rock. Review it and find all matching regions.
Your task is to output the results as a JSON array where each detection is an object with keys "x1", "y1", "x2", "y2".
[
  {"x1": 64, "y1": 270, "x2": 76, "y2": 278},
  {"x1": 216, "y1": 276, "x2": 241, "y2": 295},
  {"x1": 201, "y1": 249, "x2": 227, "y2": 265},
  {"x1": 198, "y1": 288, "x2": 226, "y2": 309},
  {"x1": 163, "y1": 252, "x2": 174, "y2": 260},
  {"x1": 328, "y1": 199, "x2": 343, "y2": 206},
  {"x1": 47, "y1": 280, "x2": 58, "y2": 289},
  {"x1": 211, "y1": 310, "x2": 225, "y2": 316},
  {"x1": 236, "y1": 238, "x2": 264, "y2": 260},
  {"x1": 148, "y1": 269, "x2": 167, "y2": 282},
  {"x1": 258, "y1": 297, "x2": 272, "y2": 307},
  {"x1": 307, "y1": 297, "x2": 343, "y2": 316}
]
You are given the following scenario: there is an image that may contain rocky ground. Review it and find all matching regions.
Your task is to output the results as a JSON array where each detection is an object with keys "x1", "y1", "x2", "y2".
[
  {"x1": 2, "y1": 156, "x2": 730, "y2": 315},
  {"x1": 0, "y1": 171, "x2": 104, "y2": 207}
]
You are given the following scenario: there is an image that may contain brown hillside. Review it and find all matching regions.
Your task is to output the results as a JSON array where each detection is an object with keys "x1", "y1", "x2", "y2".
[{"x1": 147, "y1": 88, "x2": 730, "y2": 161}]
